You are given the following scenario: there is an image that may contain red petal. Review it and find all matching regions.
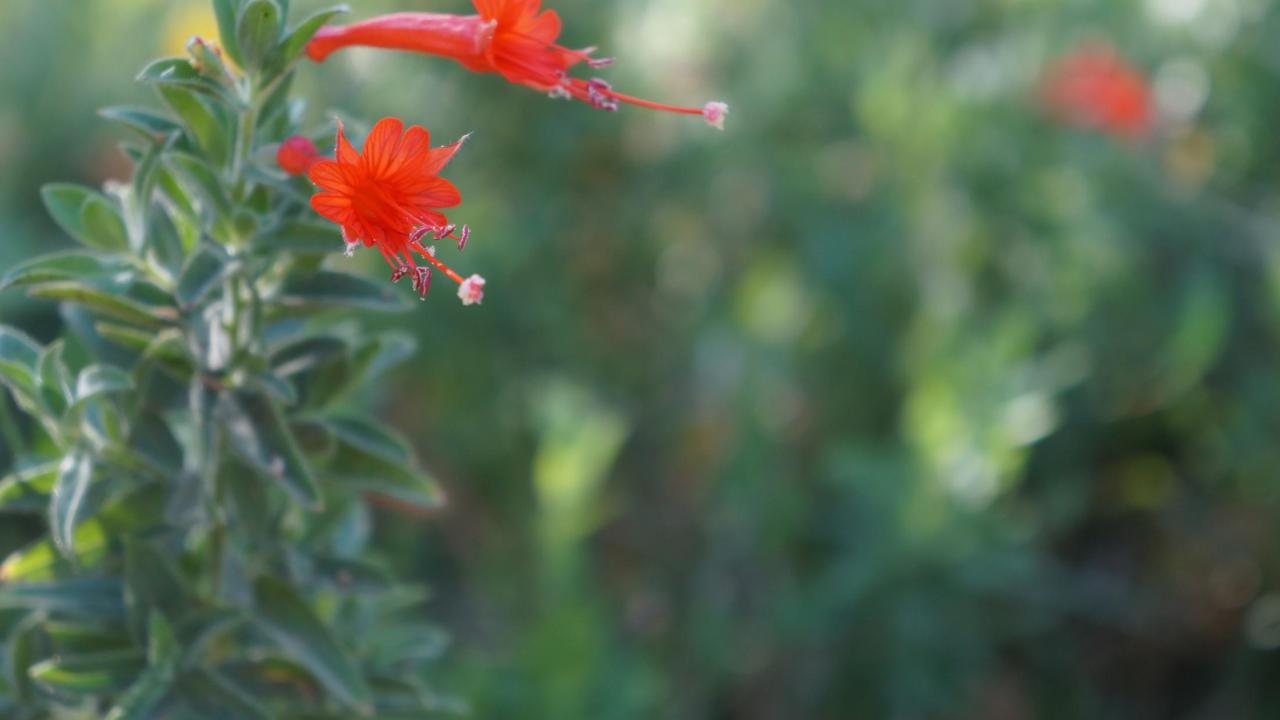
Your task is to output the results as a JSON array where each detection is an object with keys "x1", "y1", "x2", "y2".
[
  {"x1": 335, "y1": 121, "x2": 359, "y2": 165},
  {"x1": 406, "y1": 176, "x2": 462, "y2": 210},
  {"x1": 525, "y1": 8, "x2": 560, "y2": 43},
  {"x1": 421, "y1": 135, "x2": 469, "y2": 176},
  {"x1": 362, "y1": 117, "x2": 405, "y2": 177},
  {"x1": 308, "y1": 160, "x2": 353, "y2": 191},
  {"x1": 311, "y1": 192, "x2": 354, "y2": 224}
]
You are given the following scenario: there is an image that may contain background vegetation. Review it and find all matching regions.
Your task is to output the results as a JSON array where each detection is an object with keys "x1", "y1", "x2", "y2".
[{"x1": 5, "y1": 0, "x2": 1280, "y2": 717}]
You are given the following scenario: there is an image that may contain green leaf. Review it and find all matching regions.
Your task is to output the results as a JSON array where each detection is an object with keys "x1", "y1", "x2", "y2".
[
  {"x1": 214, "y1": 0, "x2": 246, "y2": 67},
  {"x1": 37, "y1": 340, "x2": 73, "y2": 416},
  {"x1": 137, "y1": 57, "x2": 228, "y2": 100},
  {"x1": 50, "y1": 452, "x2": 94, "y2": 557},
  {"x1": 278, "y1": 271, "x2": 410, "y2": 313},
  {"x1": 104, "y1": 613, "x2": 179, "y2": 720},
  {"x1": 270, "y1": 336, "x2": 350, "y2": 409},
  {"x1": 168, "y1": 151, "x2": 233, "y2": 216},
  {"x1": 99, "y1": 106, "x2": 183, "y2": 143},
  {"x1": 350, "y1": 331, "x2": 416, "y2": 387},
  {"x1": 123, "y1": 541, "x2": 188, "y2": 628},
  {"x1": 253, "y1": 576, "x2": 373, "y2": 714},
  {"x1": 7, "y1": 613, "x2": 43, "y2": 701},
  {"x1": 80, "y1": 195, "x2": 131, "y2": 252},
  {"x1": 237, "y1": 0, "x2": 283, "y2": 70},
  {"x1": 45, "y1": 621, "x2": 133, "y2": 654},
  {"x1": 0, "y1": 578, "x2": 126, "y2": 619},
  {"x1": 177, "y1": 246, "x2": 232, "y2": 308},
  {"x1": 254, "y1": 219, "x2": 342, "y2": 255},
  {"x1": 41, "y1": 183, "x2": 123, "y2": 250},
  {"x1": 0, "y1": 251, "x2": 121, "y2": 293},
  {"x1": 0, "y1": 462, "x2": 59, "y2": 513},
  {"x1": 75, "y1": 365, "x2": 134, "y2": 406},
  {"x1": 221, "y1": 390, "x2": 322, "y2": 509},
  {"x1": 174, "y1": 669, "x2": 271, "y2": 720},
  {"x1": 1, "y1": 485, "x2": 165, "y2": 583},
  {"x1": 128, "y1": 413, "x2": 184, "y2": 476},
  {"x1": 325, "y1": 418, "x2": 443, "y2": 510},
  {"x1": 270, "y1": 5, "x2": 349, "y2": 72},
  {"x1": 0, "y1": 326, "x2": 42, "y2": 401},
  {"x1": 160, "y1": 87, "x2": 231, "y2": 167},
  {"x1": 30, "y1": 649, "x2": 145, "y2": 696},
  {"x1": 29, "y1": 282, "x2": 176, "y2": 327}
]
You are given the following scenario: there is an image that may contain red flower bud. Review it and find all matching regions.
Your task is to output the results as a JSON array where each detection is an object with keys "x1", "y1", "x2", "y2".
[{"x1": 277, "y1": 135, "x2": 323, "y2": 176}]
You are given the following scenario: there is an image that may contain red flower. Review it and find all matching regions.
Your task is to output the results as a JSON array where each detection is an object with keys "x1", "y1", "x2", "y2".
[
  {"x1": 277, "y1": 135, "x2": 323, "y2": 176},
  {"x1": 1041, "y1": 42, "x2": 1153, "y2": 140},
  {"x1": 306, "y1": 1, "x2": 728, "y2": 128},
  {"x1": 308, "y1": 118, "x2": 484, "y2": 304}
]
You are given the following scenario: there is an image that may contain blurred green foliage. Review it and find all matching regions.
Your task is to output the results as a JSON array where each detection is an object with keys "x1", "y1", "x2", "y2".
[{"x1": 6, "y1": 0, "x2": 1280, "y2": 717}]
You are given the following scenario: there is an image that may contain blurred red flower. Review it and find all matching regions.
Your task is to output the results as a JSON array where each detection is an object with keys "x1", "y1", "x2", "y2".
[
  {"x1": 309, "y1": 118, "x2": 484, "y2": 304},
  {"x1": 277, "y1": 135, "x2": 323, "y2": 176},
  {"x1": 1041, "y1": 42, "x2": 1153, "y2": 140},
  {"x1": 306, "y1": 0, "x2": 728, "y2": 128}
]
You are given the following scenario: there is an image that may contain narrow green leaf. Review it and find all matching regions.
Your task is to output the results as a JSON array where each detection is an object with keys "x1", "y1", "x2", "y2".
[
  {"x1": 177, "y1": 246, "x2": 232, "y2": 308},
  {"x1": 75, "y1": 365, "x2": 134, "y2": 406},
  {"x1": 278, "y1": 271, "x2": 410, "y2": 312},
  {"x1": 213, "y1": 0, "x2": 246, "y2": 67},
  {"x1": 253, "y1": 576, "x2": 373, "y2": 714},
  {"x1": 99, "y1": 106, "x2": 183, "y2": 142},
  {"x1": 1, "y1": 485, "x2": 165, "y2": 583},
  {"x1": 37, "y1": 340, "x2": 73, "y2": 415},
  {"x1": 137, "y1": 57, "x2": 228, "y2": 100},
  {"x1": 237, "y1": 0, "x2": 283, "y2": 70},
  {"x1": 6, "y1": 613, "x2": 43, "y2": 701},
  {"x1": 45, "y1": 621, "x2": 133, "y2": 654},
  {"x1": 50, "y1": 452, "x2": 94, "y2": 557},
  {"x1": 123, "y1": 541, "x2": 188, "y2": 626},
  {"x1": 0, "y1": 326, "x2": 42, "y2": 400},
  {"x1": 0, "y1": 462, "x2": 59, "y2": 513},
  {"x1": 174, "y1": 669, "x2": 271, "y2": 720},
  {"x1": 105, "y1": 613, "x2": 179, "y2": 720},
  {"x1": 80, "y1": 196, "x2": 130, "y2": 252},
  {"x1": 168, "y1": 152, "x2": 233, "y2": 215},
  {"x1": 0, "y1": 578, "x2": 126, "y2": 619},
  {"x1": 220, "y1": 389, "x2": 322, "y2": 509},
  {"x1": 0, "y1": 251, "x2": 121, "y2": 293},
  {"x1": 160, "y1": 87, "x2": 230, "y2": 167},
  {"x1": 30, "y1": 649, "x2": 144, "y2": 696},
  {"x1": 29, "y1": 282, "x2": 176, "y2": 327},
  {"x1": 325, "y1": 418, "x2": 443, "y2": 510}
]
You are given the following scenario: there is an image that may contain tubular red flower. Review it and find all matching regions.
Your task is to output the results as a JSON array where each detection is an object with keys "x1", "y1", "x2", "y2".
[
  {"x1": 1041, "y1": 42, "x2": 1153, "y2": 141},
  {"x1": 306, "y1": 0, "x2": 728, "y2": 128},
  {"x1": 308, "y1": 118, "x2": 484, "y2": 304}
]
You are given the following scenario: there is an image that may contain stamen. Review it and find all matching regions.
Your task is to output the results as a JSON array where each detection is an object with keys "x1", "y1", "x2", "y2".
[
  {"x1": 457, "y1": 274, "x2": 486, "y2": 306},
  {"x1": 458, "y1": 224, "x2": 471, "y2": 252},
  {"x1": 390, "y1": 265, "x2": 411, "y2": 283},
  {"x1": 703, "y1": 101, "x2": 729, "y2": 130},
  {"x1": 413, "y1": 266, "x2": 433, "y2": 299},
  {"x1": 588, "y1": 56, "x2": 615, "y2": 69},
  {"x1": 344, "y1": 241, "x2": 359, "y2": 257},
  {"x1": 586, "y1": 78, "x2": 619, "y2": 112}
]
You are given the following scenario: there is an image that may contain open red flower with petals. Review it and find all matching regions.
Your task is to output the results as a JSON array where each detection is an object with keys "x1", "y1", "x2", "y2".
[
  {"x1": 306, "y1": 0, "x2": 728, "y2": 128},
  {"x1": 308, "y1": 117, "x2": 485, "y2": 304},
  {"x1": 1041, "y1": 42, "x2": 1153, "y2": 141}
]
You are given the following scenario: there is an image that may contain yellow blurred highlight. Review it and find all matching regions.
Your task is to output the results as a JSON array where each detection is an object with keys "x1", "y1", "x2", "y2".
[{"x1": 164, "y1": 3, "x2": 226, "y2": 61}]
